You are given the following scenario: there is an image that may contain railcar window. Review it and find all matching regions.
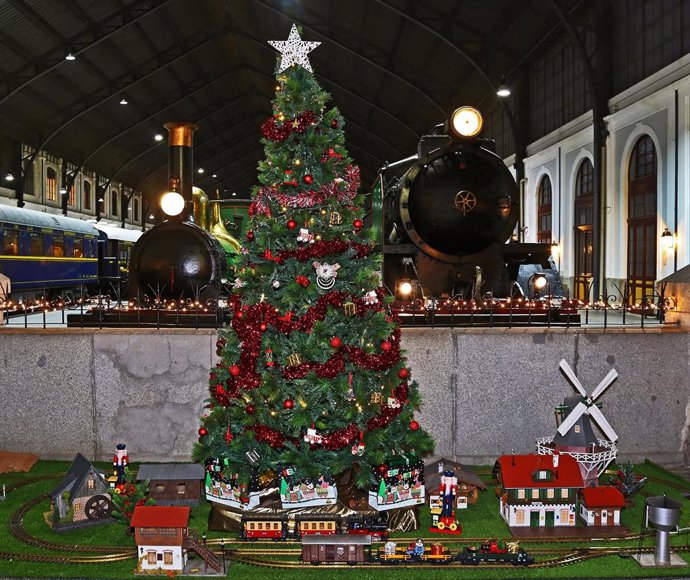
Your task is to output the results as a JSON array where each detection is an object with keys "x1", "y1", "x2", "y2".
[
  {"x1": 29, "y1": 233, "x2": 42, "y2": 256},
  {"x1": 3, "y1": 230, "x2": 19, "y2": 255},
  {"x1": 52, "y1": 236, "x2": 64, "y2": 257}
]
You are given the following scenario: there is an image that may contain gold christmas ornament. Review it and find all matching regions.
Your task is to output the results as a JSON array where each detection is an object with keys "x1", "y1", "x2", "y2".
[
  {"x1": 259, "y1": 469, "x2": 277, "y2": 488},
  {"x1": 329, "y1": 211, "x2": 342, "y2": 225},
  {"x1": 343, "y1": 301, "x2": 356, "y2": 316},
  {"x1": 370, "y1": 392, "x2": 383, "y2": 404},
  {"x1": 287, "y1": 353, "x2": 302, "y2": 366}
]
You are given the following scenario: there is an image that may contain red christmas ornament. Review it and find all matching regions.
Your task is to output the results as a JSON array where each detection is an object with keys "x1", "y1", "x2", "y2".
[
  {"x1": 246, "y1": 404, "x2": 255, "y2": 414},
  {"x1": 380, "y1": 340, "x2": 392, "y2": 352},
  {"x1": 198, "y1": 427, "x2": 208, "y2": 437},
  {"x1": 259, "y1": 322, "x2": 268, "y2": 332},
  {"x1": 296, "y1": 275, "x2": 310, "y2": 288},
  {"x1": 287, "y1": 219, "x2": 297, "y2": 230},
  {"x1": 398, "y1": 368, "x2": 409, "y2": 379},
  {"x1": 409, "y1": 420, "x2": 420, "y2": 431},
  {"x1": 377, "y1": 464, "x2": 388, "y2": 475},
  {"x1": 216, "y1": 338, "x2": 226, "y2": 349},
  {"x1": 246, "y1": 230, "x2": 255, "y2": 241},
  {"x1": 331, "y1": 119, "x2": 339, "y2": 129},
  {"x1": 283, "y1": 399, "x2": 295, "y2": 410},
  {"x1": 235, "y1": 310, "x2": 244, "y2": 320},
  {"x1": 229, "y1": 365, "x2": 240, "y2": 377},
  {"x1": 303, "y1": 174, "x2": 313, "y2": 185},
  {"x1": 330, "y1": 336, "x2": 342, "y2": 349},
  {"x1": 224, "y1": 426, "x2": 234, "y2": 443},
  {"x1": 353, "y1": 219, "x2": 363, "y2": 229}
]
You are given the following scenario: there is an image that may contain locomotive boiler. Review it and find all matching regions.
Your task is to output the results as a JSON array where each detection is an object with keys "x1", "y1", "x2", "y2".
[
  {"x1": 128, "y1": 123, "x2": 239, "y2": 301},
  {"x1": 380, "y1": 106, "x2": 560, "y2": 301}
]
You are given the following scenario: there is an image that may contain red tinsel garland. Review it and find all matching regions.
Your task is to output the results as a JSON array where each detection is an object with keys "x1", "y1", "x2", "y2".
[
  {"x1": 249, "y1": 166, "x2": 360, "y2": 217},
  {"x1": 260, "y1": 110, "x2": 316, "y2": 142},
  {"x1": 261, "y1": 239, "x2": 374, "y2": 265}
]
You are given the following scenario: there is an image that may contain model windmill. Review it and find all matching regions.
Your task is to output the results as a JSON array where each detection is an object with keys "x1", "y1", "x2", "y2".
[{"x1": 536, "y1": 359, "x2": 618, "y2": 486}]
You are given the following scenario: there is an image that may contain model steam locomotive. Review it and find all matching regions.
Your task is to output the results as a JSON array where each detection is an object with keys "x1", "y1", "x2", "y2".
[{"x1": 379, "y1": 106, "x2": 561, "y2": 301}]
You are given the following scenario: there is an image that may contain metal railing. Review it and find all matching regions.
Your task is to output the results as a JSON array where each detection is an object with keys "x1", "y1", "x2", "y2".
[{"x1": 0, "y1": 278, "x2": 679, "y2": 330}]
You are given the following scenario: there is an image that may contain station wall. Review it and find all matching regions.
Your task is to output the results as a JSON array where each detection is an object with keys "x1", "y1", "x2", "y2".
[{"x1": 0, "y1": 328, "x2": 687, "y2": 467}]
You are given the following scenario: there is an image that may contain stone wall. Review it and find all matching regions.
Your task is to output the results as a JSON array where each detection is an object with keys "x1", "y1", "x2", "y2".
[{"x1": 0, "y1": 327, "x2": 688, "y2": 466}]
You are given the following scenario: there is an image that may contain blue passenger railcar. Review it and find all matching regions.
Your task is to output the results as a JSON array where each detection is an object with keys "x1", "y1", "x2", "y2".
[{"x1": 0, "y1": 205, "x2": 99, "y2": 298}]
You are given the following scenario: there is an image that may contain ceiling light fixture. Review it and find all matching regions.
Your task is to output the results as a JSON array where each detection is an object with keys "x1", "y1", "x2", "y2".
[
  {"x1": 212, "y1": 173, "x2": 217, "y2": 178},
  {"x1": 154, "y1": 133, "x2": 164, "y2": 142},
  {"x1": 197, "y1": 167, "x2": 204, "y2": 174},
  {"x1": 60, "y1": 186, "x2": 67, "y2": 194},
  {"x1": 119, "y1": 97, "x2": 128, "y2": 105},
  {"x1": 496, "y1": 83, "x2": 511, "y2": 98},
  {"x1": 5, "y1": 172, "x2": 14, "y2": 182},
  {"x1": 65, "y1": 52, "x2": 76, "y2": 61},
  {"x1": 232, "y1": 192, "x2": 237, "y2": 197}
]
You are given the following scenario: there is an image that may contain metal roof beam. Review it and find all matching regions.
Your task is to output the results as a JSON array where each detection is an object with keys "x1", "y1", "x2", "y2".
[{"x1": 1, "y1": 0, "x2": 174, "y2": 105}]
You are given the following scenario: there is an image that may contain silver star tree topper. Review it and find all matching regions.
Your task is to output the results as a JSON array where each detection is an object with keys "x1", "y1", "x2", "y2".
[{"x1": 268, "y1": 23, "x2": 321, "y2": 73}]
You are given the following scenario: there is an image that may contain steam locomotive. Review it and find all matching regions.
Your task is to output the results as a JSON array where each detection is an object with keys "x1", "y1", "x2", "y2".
[
  {"x1": 379, "y1": 106, "x2": 561, "y2": 301},
  {"x1": 128, "y1": 190, "x2": 240, "y2": 301}
]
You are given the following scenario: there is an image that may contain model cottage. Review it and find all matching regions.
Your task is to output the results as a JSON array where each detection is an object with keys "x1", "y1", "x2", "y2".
[
  {"x1": 132, "y1": 506, "x2": 190, "y2": 572},
  {"x1": 495, "y1": 453, "x2": 584, "y2": 528},
  {"x1": 578, "y1": 485, "x2": 626, "y2": 526},
  {"x1": 50, "y1": 453, "x2": 114, "y2": 527},
  {"x1": 136, "y1": 463, "x2": 205, "y2": 505}
]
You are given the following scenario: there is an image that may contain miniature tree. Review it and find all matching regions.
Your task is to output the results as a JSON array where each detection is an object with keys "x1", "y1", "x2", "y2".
[
  {"x1": 608, "y1": 461, "x2": 647, "y2": 500},
  {"x1": 111, "y1": 467, "x2": 155, "y2": 525},
  {"x1": 193, "y1": 24, "x2": 433, "y2": 497}
]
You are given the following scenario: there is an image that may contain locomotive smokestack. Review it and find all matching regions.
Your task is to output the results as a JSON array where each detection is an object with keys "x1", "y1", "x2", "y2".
[{"x1": 164, "y1": 122, "x2": 198, "y2": 221}]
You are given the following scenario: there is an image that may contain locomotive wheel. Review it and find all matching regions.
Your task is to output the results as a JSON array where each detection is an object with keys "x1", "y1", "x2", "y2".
[
  {"x1": 84, "y1": 495, "x2": 114, "y2": 520},
  {"x1": 449, "y1": 522, "x2": 458, "y2": 531},
  {"x1": 436, "y1": 521, "x2": 445, "y2": 530}
]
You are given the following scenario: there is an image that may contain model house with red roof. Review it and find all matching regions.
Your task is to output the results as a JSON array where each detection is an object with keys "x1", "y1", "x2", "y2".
[
  {"x1": 132, "y1": 505, "x2": 190, "y2": 572},
  {"x1": 578, "y1": 485, "x2": 625, "y2": 526},
  {"x1": 495, "y1": 453, "x2": 584, "y2": 528}
]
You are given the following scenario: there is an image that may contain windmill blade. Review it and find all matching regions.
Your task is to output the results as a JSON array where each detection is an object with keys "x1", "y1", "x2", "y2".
[
  {"x1": 589, "y1": 404, "x2": 619, "y2": 442},
  {"x1": 557, "y1": 401, "x2": 589, "y2": 436},
  {"x1": 591, "y1": 368, "x2": 618, "y2": 401},
  {"x1": 559, "y1": 359, "x2": 587, "y2": 397}
]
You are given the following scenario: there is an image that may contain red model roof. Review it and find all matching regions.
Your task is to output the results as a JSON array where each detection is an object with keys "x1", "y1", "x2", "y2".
[
  {"x1": 131, "y1": 505, "x2": 190, "y2": 528},
  {"x1": 580, "y1": 486, "x2": 626, "y2": 508},
  {"x1": 498, "y1": 454, "x2": 584, "y2": 489}
]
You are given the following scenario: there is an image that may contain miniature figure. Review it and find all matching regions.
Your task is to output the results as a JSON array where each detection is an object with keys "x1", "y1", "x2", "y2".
[
  {"x1": 439, "y1": 469, "x2": 457, "y2": 518},
  {"x1": 113, "y1": 443, "x2": 128, "y2": 486}
]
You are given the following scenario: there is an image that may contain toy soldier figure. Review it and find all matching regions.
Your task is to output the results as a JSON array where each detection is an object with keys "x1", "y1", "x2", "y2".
[
  {"x1": 439, "y1": 470, "x2": 458, "y2": 518},
  {"x1": 113, "y1": 443, "x2": 128, "y2": 486}
]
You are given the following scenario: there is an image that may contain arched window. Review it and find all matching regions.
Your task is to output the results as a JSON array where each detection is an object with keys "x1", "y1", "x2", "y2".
[
  {"x1": 573, "y1": 159, "x2": 594, "y2": 301},
  {"x1": 627, "y1": 135, "x2": 657, "y2": 305},
  {"x1": 133, "y1": 198, "x2": 139, "y2": 222},
  {"x1": 46, "y1": 167, "x2": 57, "y2": 202},
  {"x1": 68, "y1": 182, "x2": 75, "y2": 206},
  {"x1": 536, "y1": 175, "x2": 552, "y2": 243},
  {"x1": 83, "y1": 180, "x2": 92, "y2": 210},
  {"x1": 111, "y1": 189, "x2": 118, "y2": 216}
]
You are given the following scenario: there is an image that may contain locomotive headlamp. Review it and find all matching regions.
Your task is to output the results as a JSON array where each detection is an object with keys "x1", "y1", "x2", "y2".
[
  {"x1": 533, "y1": 274, "x2": 548, "y2": 290},
  {"x1": 398, "y1": 279, "x2": 413, "y2": 297},
  {"x1": 449, "y1": 106, "x2": 483, "y2": 138},
  {"x1": 160, "y1": 191, "x2": 185, "y2": 217}
]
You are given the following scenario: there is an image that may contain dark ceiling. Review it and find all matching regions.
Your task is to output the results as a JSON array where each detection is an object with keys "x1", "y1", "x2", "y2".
[{"x1": 0, "y1": 0, "x2": 591, "y2": 201}]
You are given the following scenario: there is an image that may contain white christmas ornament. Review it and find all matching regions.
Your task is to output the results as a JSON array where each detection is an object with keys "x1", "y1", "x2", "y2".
[
  {"x1": 313, "y1": 261, "x2": 340, "y2": 290},
  {"x1": 296, "y1": 227, "x2": 314, "y2": 243},
  {"x1": 268, "y1": 24, "x2": 321, "y2": 73},
  {"x1": 272, "y1": 280, "x2": 281, "y2": 289},
  {"x1": 364, "y1": 290, "x2": 378, "y2": 305}
]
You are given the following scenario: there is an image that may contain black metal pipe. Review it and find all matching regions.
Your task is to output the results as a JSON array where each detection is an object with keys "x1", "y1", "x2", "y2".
[{"x1": 164, "y1": 122, "x2": 198, "y2": 222}]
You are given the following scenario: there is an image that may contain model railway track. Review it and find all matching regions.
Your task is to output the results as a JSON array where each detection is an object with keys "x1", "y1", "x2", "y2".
[{"x1": 2, "y1": 472, "x2": 688, "y2": 569}]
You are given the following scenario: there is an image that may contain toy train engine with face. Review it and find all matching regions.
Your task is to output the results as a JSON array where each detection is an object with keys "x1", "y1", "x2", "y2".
[{"x1": 380, "y1": 106, "x2": 562, "y2": 300}]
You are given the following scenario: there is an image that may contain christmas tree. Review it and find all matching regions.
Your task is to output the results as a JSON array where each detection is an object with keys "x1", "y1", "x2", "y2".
[{"x1": 193, "y1": 24, "x2": 433, "y2": 506}]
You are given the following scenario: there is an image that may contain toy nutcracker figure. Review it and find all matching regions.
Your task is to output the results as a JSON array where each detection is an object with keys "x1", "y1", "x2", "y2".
[
  {"x1": 113, "y1": 443, "x2": 128, "y2": 486},
  {"x1": 439, "y1": 470, "x2": 458, "y2": 518}
]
